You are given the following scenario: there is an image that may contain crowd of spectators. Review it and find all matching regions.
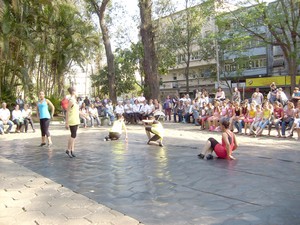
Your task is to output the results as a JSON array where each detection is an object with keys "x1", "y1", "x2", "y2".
[{"x1": 1, "y1": 83, "x2": 300, "y2": 141}]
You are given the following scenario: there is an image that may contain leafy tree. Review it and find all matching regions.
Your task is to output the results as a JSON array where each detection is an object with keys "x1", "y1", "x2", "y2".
[
  {"x1": 86, "y1": 0, "x2": 117, "y2": 103},
  {"x1": 224, "y1": 0, "x2": 300, "y2": 92},
  {"x1": 156, "y1": 0, "x2": 215, "y2": 94},
  {"x1": 91, "y1": 47, "x2": 137, "y2": 97},
  {"x1": 0, "y1": 0, "x2": 98, "y2": 101}
]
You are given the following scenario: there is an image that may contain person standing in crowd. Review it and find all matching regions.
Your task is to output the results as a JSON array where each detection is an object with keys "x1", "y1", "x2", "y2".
[
  {"x1": 16, "y1": 95, "x2": 25, "y2": 110},
  {"x1": 215, "y1": 87, "x2": 226, "y2": 101},
  {"x1": 276, "y1": 88, "x2": 288, "y2": 108},
  {"x1": 251, "y1": 88, "x2": 263, "y2": 105},
  {"x1": 83, "y1": 96, "x2": 90, "y2": 109},
  {"x1": 0, "y1": 102, "x2": 14, "y2": 133},
  {"x1": 198, "y1": 118, "x2": 238, "y2": 160},
  {"x1": 163, "y1": 95, "x2": 172, "y2": 121},
  {"x1": 104, "y1": 114, "x2": 128, "y2": 141},
  {"x1": 232, "y1": 87, "x2": 241, "y2": 103},
  {"x1": 65, "y1": 87, "x2": 80, "y2": 158},
  {"x1": 144, "y1": 116, "x2": 164, "y2": 147},
  {"x1": 37, "y1": 91, "x2": 55, "y2": 147},
  {"x1": 291, "y1": 87, "x2": 300, "y2": 106},
  {"x1": 268, "y1": 82, "x2": 278, "y2": 104}
]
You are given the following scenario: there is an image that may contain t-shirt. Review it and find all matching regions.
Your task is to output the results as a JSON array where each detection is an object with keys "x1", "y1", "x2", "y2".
[
  {"x1": 68, "y1": 97, "x2": 80, "y2": 126},
  {"x1": 273, "y1": 107, "x2": 283, "y2": 119}
]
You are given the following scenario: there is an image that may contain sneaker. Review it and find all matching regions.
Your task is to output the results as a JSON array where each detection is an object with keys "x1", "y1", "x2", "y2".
[
  {"x1": 206, "y1": 154, "x2": 214, "y2": 160},
  {"x1": 158, "y1": 141, "x2": 164, "y2": 147},
  {"x1": 65, "y1": 150, "x2": 73, "y2": 158},
  {"x1": 71, "y1": 151, "x2": 76, "y2": 157},
  {"x1": 197, "y1": 153, "x2": 205, "y2": 159},
  {"x1": 39, "y1": 143, "x2": 46, "y2": 147}
]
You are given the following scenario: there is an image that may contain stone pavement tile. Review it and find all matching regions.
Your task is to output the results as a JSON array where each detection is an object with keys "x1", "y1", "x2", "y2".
[{"x1": 0, "y1": 156, "x2": 142, "y2": 225}]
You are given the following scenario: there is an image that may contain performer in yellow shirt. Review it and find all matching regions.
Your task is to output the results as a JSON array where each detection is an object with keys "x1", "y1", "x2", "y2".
[
  {"x1": 143, "y1": 116, "x2": 164, "y2": 147},
  {"x1": 65, "y1": 87, "x2": 80, "y2": 158},
  {"x1": 104, "y1": 114, "x2": 128, "y2": 141}
]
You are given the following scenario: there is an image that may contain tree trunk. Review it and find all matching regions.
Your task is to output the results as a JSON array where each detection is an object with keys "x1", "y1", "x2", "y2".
[
  {"x1": 100, "y1": 0, "x2": 116, "y2": 103},
  {"x1": 89, "y1": 0, "x2": 116, "y2": 103},
  {"x1": 139, "y1": 0, "x2": 160, "y2": 100}
]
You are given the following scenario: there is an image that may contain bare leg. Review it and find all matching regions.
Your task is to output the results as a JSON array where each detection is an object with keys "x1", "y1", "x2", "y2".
[
  {"x1": 244, "y1": 123, "x2": 248, "y2": 134},
  {"x1": 41, "y1": 136, "x2": 46, "y2": 144},
  {"x1": 47, "y1": 136, "x2": 52, "y2": 145},
  {"x1": 199, "y1": 140, "x2": 213, "y2": 156}
]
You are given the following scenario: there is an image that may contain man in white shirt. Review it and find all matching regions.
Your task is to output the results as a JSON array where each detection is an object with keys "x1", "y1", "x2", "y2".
[
  {"x1": 251, "y1": 88, "x2": 264, "y2": 105},
  {"x1": 140, "y1": 100, "x2": 152, "y2": 119},
  {"x1": 0, "y1": 102, "x2": 14, "y2": 133},
  {"x1": 115, "y1": 101, "x2": 125, "y2": 115}
]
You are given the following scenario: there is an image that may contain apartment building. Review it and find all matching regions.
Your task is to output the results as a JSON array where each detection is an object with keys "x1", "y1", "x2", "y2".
[{"x1": 159, "y1": 0, "x2": 300, "y2": 99}]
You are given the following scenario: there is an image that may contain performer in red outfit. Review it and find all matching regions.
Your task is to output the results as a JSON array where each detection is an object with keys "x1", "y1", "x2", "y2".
[{"x1": 198, "y1": 118, "x2": 238, "y2": 160}]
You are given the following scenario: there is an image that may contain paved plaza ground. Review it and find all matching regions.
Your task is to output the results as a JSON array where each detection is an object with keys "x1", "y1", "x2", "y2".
[{"x1": 0, "y1": 121, "x2": 300, "y2": 225}]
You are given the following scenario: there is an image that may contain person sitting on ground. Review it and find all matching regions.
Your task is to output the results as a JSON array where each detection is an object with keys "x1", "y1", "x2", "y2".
[
  {"x1": 12, "y1": 104, "x2": 24, "y2": 133},
  {"x1": 104, "y1": 114, "x2": 128, "y2": 141},
  {"x1": 198, "y1": 118, "x2": 238, "y2": 160},
  {"x1": 143, "y1": 115, "x2": 164, "y2": 147}
]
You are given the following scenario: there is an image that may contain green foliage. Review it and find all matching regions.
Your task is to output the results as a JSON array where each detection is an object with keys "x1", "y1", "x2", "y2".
[
  {"x1": 0, "y1": 84, "x2": 16, "y2": 110},
  {"x1": 0, "y1": 0, "x2": 99, "y2": 100},
  {"x1": 91, "y1": 47, "x2": 138, "y2": 97},
  {"x1": 48, "y1": 95, "x2": 62, "y2": 116}
]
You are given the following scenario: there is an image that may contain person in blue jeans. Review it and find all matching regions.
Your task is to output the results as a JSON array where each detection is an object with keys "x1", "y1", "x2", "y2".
[
  {"x1": 281, "y1": 101, "x2": 295, "y2": 137},
  {"x1": 255, "y1": 102, "x2": 272, "y2": 136},
  {"x1": 175, "y1": 100, "x2": 184, "y2": 123}
]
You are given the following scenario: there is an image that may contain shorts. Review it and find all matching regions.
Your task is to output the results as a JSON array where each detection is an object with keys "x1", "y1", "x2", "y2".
[{"x1": 208, "y1": 137, "x2": 227, "y2": 159}]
